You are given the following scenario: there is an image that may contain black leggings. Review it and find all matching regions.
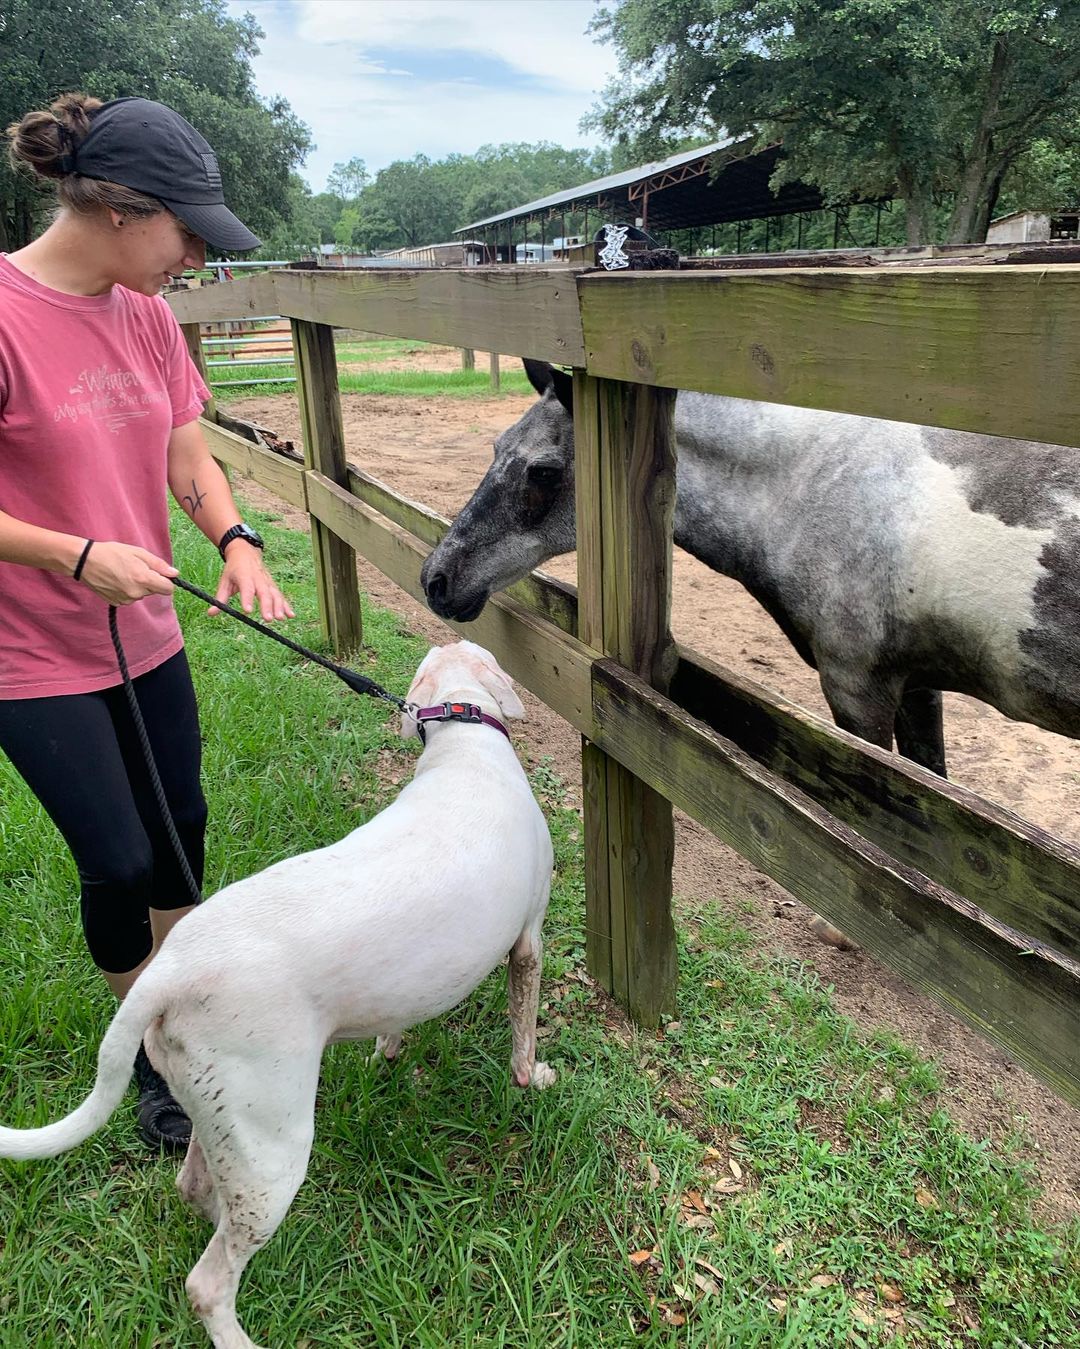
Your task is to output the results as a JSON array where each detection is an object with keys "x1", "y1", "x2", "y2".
[{"x1": 0, "y1": 650, "x2": 206, "y2": 974}]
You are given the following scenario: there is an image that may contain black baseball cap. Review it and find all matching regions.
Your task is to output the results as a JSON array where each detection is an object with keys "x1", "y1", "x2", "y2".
[{"x1": 67, "y1": 97, "x2": 261, "y2": 252}]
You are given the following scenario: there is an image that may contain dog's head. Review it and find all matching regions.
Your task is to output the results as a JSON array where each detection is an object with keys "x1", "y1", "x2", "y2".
[{"x1": 400, "y1": 640, "x2": 525, "y2": 740}]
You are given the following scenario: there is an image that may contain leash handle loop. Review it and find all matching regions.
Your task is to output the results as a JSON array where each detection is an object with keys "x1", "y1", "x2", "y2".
[{"x1": 73, "y1": 539, "x2": 94, "y2": 582}]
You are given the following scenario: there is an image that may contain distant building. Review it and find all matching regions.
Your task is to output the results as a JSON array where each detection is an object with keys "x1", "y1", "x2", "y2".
[
  {"x1": 379, "y1": 240, "x2": 494, "y2": 266},
  {"x1": 987, "y1": 209, "x2": 1080, "y2": 244},
  {"x1": 515, "y1": 242, "x2": 555, "y2": 263},
  {"x1": 456, "y1": 138, "x2": 827, "y2": 261}
]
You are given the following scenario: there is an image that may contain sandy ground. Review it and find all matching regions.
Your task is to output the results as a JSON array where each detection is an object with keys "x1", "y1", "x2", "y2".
[{"x1": 226, "y1": 368, "x2": 1080, "y2": 1226}]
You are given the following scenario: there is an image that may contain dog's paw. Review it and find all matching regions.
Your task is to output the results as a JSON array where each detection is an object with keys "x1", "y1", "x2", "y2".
[
  {"x1": 367, "y1": 1033, "x2": 403, "y2": 1067},
  {"x1": 528, "y1": 1061, "x2": 557, "y2": 1090}
]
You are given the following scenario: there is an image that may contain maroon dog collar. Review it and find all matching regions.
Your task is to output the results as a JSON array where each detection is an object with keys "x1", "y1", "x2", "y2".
[{"x1": 413, "y1": 701, "x2": 510, "y2": 744}]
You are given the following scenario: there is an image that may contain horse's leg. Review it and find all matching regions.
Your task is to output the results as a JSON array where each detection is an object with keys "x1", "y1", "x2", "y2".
[
  {"x1": 807, "y1": 667, "x2": 907, "y2": 951},
  {"x1": 819, "y1": 666, "x2": 903, "y2": 753},
  {"x1": 895, "y1": 687, "x2": 947, "y2": 778}
]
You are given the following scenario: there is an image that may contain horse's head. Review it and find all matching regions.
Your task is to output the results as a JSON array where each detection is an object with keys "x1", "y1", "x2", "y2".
[{"x1": 421, "y1": 360, "x2": 577, "y2": 622}]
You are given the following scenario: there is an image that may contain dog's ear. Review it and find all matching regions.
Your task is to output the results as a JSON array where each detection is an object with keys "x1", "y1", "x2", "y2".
[
  {"x1": 401, "y1": 647, "x2": 442, "y2": 739},
  {"x1": 466, "y1": 644, "x2": 526, "y2": 721}
]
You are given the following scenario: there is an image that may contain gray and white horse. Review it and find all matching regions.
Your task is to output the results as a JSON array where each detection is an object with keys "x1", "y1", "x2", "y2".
[{"x1": 422, "y1": 359, "x2": 1080, "y2": 776}]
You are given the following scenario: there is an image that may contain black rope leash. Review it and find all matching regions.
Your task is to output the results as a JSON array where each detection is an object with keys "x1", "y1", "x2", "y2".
[
  {"x1": 168, "y1": 575, "x2": 410, "y2": 711},
  {"x1": 110, "y1": 603, "x2": 203, "y2": 906},
  {"x1": 107, "y1": 573, "x2": 412, "y2": 909}
]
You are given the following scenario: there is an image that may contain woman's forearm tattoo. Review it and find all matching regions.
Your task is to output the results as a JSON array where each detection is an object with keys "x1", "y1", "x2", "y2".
[{"x1": 181, "y1": 479, "x2": 207, "y2": 516}]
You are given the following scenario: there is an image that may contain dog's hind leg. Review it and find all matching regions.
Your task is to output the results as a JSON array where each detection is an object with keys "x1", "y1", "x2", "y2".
[
  {"x1": 177, "y1": 1135, "x2": 219, "y2": 1225},
  {"x1": 508, "y1": 923, "x2": 556, "y2": 1090},
  {"x1": 183, "y1": 1052, "x2": 321, "y2": 1349},
  {"x1": 369, "y1": 1032, "x2": 403, "y2": 1065}
]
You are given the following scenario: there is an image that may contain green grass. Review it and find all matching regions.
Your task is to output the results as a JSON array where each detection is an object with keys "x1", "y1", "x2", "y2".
[
  {"x1": 208, "y1": 337, "x2": 532, "y2": 401},
  {"x1": 0, "y1": 508, "x2": 1077, "y2": 1347},
  {"x1": 335, "y1": 338, "x2": 444, "y2": 363},
  {"x1": 211, "y1": 365, "x2": 532, "y2": 400}
]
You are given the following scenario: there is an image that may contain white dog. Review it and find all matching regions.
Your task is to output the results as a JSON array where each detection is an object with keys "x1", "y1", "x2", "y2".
[{"x1": 0, "y1": 641, "x2": 555, "y2": 1349}]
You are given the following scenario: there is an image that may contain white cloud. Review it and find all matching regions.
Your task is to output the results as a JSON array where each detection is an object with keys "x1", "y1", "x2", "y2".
[
  {"x1": 291, "y1": 0, "x2": 610, "y2": 91},
  {"x1": 226, "y1": 0, "x2": 619, "y2": 189}
]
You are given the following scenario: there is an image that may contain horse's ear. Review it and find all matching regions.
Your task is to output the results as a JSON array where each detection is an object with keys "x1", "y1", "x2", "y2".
[
  {"x1": 549, "y1": 365, "x2": 574, "y2": 413},
  {"x1": 522, "y1": 358, "x2": 553, "y2": 397}
]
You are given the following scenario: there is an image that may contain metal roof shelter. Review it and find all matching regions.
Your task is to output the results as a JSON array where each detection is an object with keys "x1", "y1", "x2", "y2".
[{"x1": 455, "y1": 138, "x2": 826, "y2": 244}]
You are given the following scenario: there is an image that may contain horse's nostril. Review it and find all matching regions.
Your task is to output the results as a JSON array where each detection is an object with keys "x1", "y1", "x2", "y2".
[{"x1": 425, "y1": 570, "x2": 447, "y2": 602}]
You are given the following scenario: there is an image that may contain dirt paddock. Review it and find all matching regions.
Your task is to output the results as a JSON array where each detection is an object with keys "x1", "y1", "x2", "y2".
[{"x1": 227, "y1": 371, "x2": 1080, "y2": 1224}]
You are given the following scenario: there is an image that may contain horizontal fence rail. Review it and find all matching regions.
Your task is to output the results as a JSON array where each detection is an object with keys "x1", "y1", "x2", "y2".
[
  {"x1": 171, "y1": 263, "x2": 1080, "y2": 1104},
  {"x1": 170, "y1": 265, "x2": 1080, "y2": 443}
]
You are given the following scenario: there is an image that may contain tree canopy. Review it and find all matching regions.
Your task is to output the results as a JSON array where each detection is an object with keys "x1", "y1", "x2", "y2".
[
  {"x1": 586, "y1": 0, "x2": 1080, "y2": 243},
  {"x1": 0, "y1": 0, "x2": 311, "y2": 251},
  {"x1": 328, "y1": 142, "x2": 610, "y2": 253}
]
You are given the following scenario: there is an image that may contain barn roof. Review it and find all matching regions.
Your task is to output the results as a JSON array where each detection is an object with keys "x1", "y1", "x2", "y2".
[{"x1": 455, "y1": 138, "x2": 826, "y2": 235}]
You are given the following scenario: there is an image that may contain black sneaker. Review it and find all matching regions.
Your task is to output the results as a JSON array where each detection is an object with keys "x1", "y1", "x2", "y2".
[{"x1": 133, "y1": 1043, "x2": 191, "y2": 1152}]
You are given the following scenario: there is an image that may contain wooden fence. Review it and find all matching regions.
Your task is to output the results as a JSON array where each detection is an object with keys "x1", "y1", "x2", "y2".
[{"x1": 168, "y1": 265, "x2": 1080, "y2": 1106}]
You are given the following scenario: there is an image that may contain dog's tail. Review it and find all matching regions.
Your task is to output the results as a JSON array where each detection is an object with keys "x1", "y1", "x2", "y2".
[{"x1": 0, "y1": 963, "x2": 169, "y2": 1160}]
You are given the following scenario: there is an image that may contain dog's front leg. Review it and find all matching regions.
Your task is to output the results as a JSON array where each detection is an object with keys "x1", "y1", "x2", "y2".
[{"x1": 507, "y1": 926, "x2": 556, "y2": 1089}]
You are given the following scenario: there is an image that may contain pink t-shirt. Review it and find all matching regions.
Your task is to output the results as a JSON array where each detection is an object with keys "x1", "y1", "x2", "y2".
[{"x1": 0, "y1": 255, "x2": 209, "y2": 698}]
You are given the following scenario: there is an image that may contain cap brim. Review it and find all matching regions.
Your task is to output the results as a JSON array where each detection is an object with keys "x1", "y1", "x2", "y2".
[{"x1": 164, "y1": 199, "x2": 261, "y2": 253}]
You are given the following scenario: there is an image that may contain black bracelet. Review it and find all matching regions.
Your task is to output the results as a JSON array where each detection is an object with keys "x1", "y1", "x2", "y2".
[{"x1": 73, "y1": 538, "x2": 94, "y2": 582}]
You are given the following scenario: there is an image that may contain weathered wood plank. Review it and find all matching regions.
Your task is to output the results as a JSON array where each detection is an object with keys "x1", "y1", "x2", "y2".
[
  {"x1": 591, "y1": 660, "x2": 1080, "y2": 1105},
  {"x1": 574, "y1": 372, "x2": 613, "y2": 990},
  {"x1": 303, "y1": 473, "x2": 594, "y2": 732},
  {"x1": 292, "y1": 321, "x2": 363, "y2": 654},
  {"x1": 166, "y1": 273, "x2": 278, "y2": 324},
  {"x1": 272, "y1": 268, "x2": 586, "y2": 364},
  {"x1": 180, "y1": 322, "x2": 217, "y2": 422},
  {"x1": 575, "y1": 374, "x2": 679, "y2": 1022},
  {"x1": 573, "y1": 373, "x2": 603, "y2": 651},
  {"x1": 578, "y1": 267, "x2": 1080, "y2": 445},
  {"x1": 581, "y1": 744, "x2": 614, "y2": 991},
  {"x1": 198, "y1": 418, "x2": 306, "y2": 509},
  {"x1": 672, "y1": 651, "x2": 1080, "y2": 963}
]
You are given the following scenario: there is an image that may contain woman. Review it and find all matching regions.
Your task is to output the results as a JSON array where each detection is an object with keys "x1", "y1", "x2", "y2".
[{"x1": 0, "y1": 93, "x2": 294, "y2": 1150}]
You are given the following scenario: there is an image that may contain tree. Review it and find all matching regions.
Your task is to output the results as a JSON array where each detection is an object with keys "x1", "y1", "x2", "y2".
[
  {"x1": 326, "y1": 157, "x2": 369, "y2": 203},
  {"x1": 361, "y1": 155, "x2": 456, "y2": 246},
  {"x1": 0, "y1": 0, "x2": 311, "y2": 252},
  {"x1": 308, "y1": 141, "x2": 613, "y2": 254},
  {"x1": 309, "y1": 191, "x2": 348, "y2": 245},
  {"x1": 1003, "y1": 122, "x2": 1080, "y2": 215},
  {"x1": 586, "y1": 0, "x2": 1080, "y2": 244}
]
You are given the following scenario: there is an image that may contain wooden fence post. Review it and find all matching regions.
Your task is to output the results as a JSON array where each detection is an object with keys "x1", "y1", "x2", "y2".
[
  {"x1": 461, "y1": 347, "x2": 476, "y2": 371},
  {"x1": 291, "y1": 319, "x2": 364, "y2": 654},
  {"x1": 180, "y1": 320, "x2": 217, "y2": 423},
  {"x1": 489, "y1": 351, "x2": 501, "y2": 391},
  {"x1": 575, "y1": 372, "x2": 679, "y2": 1023}
]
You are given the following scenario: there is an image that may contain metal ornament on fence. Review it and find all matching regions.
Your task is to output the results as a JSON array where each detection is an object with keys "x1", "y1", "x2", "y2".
[{"x1": 598, "y1": 224, "x2": 631, "y2": 270}]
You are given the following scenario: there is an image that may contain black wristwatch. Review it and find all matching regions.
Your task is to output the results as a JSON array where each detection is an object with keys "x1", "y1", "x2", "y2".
[{"x1": 217, "y1": 523, "x2": 265, "y2": 561}]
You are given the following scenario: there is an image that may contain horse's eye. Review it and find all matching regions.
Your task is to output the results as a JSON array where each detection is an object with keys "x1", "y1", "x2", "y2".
[{"x1": 527, "y1": 463, "x2": 562, "y2": 489}]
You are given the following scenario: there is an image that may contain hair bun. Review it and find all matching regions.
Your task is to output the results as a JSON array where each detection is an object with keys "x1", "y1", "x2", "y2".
[{"x1": 6, "y1": 92, "x2": 104, "y2": 180}]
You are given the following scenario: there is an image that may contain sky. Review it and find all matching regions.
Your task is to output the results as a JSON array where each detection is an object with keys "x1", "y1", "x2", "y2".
[{"x1": 224, "y1": 0, "x2": 622, "y2": 193}]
